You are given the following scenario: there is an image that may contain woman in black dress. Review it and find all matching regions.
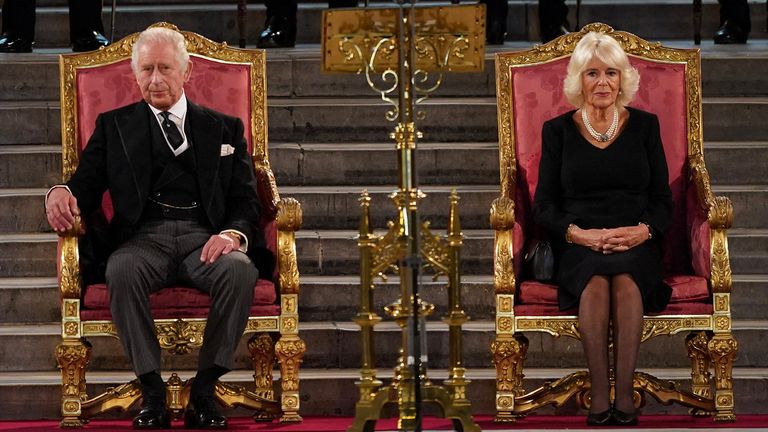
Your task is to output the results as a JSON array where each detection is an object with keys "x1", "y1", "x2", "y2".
[{"x1": 533, "y1": 32, "x2": 673, "y2": 426}]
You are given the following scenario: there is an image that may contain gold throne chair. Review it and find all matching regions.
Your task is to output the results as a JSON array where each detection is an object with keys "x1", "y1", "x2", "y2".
[
  {"x1": 490, "y1": 23, "x2": 737, "y2": 422},
  {"x1": 55, "y1": 22, "x2": 305, "y2": 427}
]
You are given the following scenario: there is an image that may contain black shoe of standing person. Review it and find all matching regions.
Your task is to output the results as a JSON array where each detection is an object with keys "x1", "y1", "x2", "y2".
[
  {"x1": 184, "y1": 393, "x2": 228, "y2": 429},
  {"x1": 72, "y1": 31, "x2": 110, "y2": 52},
  {"x1": 256, "y1": 15, "x2": 296, "y2": 48},
  {"x1": 132, "y1": 394, "x2": 170, "y2": 429},
  {"x1": 541, "y1": 20, "x2": 570, "y2": 43},
  {"x1": 714, "y1": 21, "x2": 748, "y2": 44},
  {"x1": 0, "y1": 34, "x2": 33, "y2": 53}
]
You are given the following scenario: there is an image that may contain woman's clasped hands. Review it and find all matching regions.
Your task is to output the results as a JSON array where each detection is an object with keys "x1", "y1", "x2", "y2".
[{"x1": 570, "y1": 224, "x2": 650, "y2": 254}]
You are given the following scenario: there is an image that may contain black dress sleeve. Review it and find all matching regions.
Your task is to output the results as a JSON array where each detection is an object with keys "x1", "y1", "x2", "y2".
[
  {"x1": 639, "y1": 114, "x2": 673, "y2": 236},
  {"x1": 66, "y1": 113, "x2": 109, "y2": 215},
  {"x1": 533, "y1": 119, "x2": 579, "y2": 240}
]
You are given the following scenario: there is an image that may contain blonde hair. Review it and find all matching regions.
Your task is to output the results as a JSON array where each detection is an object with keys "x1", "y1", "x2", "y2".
[
  {"x1": 563, "y1": 32, "x2": 639, "y2": 108},
  {"x1": 131, "y1": 27, "x2": 190, "y2": 73}
]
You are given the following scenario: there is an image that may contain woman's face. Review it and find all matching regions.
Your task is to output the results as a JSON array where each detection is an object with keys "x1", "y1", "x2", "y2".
[{"x1": 580, "y1": 56, "x2": 621, "y2": 110}]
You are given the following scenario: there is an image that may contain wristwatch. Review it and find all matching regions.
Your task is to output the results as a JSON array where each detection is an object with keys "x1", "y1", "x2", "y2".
[{"x1": 223, "y1": 231, "x2": 242, "y2": 243}]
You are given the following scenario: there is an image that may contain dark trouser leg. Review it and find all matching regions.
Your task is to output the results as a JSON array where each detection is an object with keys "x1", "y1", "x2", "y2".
[
  {"x1": 480, "y1": 0, "x2": 508, "y2": 44},
  {"x1": 538, "y1": 0, "x2": 568, "y2": 42},
  {"x1": 329, "y1": 0, "x2": 358, "y2": 8},
  {"x1": 106, "y1": 222, "x2": 178, "y2": 377},
  {"x1": 610, "y1": 274, "x2": 643, "y2": 413},
  {"x1": 719, "y1": 0, "x2": 751, "y2": 33},
  {"x1": 265, "y1": 0, "x2": 297, "y2": 19},
  {"x1": 578, "y1": 275, "x2": 611, "y2": 413},
  {"x1": 67, "y1": 0, "x2": 104, "y2": 42},
  {"x1": 1, "y1": 0, "x2": 35, "y2": 41},
  {"x1": 178, "y1": 247, "x2": 257, "y2": 372}
]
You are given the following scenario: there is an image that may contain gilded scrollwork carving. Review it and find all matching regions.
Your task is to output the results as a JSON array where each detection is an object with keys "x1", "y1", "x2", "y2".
[
  {"x1": 59, "y1": 235, "x2": 82, "y2": 299},
  {"x1": 276, "y1": 337, "x2": 306, "y2": 393},
  {"x1": 277, "y1": 198, "x2": 302, "y2": 295},
  {"x1": 156, "y1": 319, "x2": 205, "y2": 355},
  {"x1": 56, "y1": 341, "x2": 91, "y2": 421},
  {"x1": 248, "y1": 333, "x2": 276, "y2": 400},
  {"x1": 516, "y1": 318, "x2": 581, "y2": 340},
  {"x1": 686, "y1": 331, "x2": 713, "y2": 399},
  {"x1": 641, "y1": 317, "x2": 713, "y2": 341},
  {"x1": 710, "y1": 230, "x2": 733, "y2": 294},
  {"x1": 491, "y1": 335, "x2": 528, "y2": 395}
]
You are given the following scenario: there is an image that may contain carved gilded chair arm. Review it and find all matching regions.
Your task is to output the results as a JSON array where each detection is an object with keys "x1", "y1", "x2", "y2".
[
  {"x1": 490, "y1": 197, "x2": 518, "y2": 294},
  {"x1": 708, "y1": 195, "x2": 734, "y2": 294},
  {"x1": 253, "y1": 162, "x2": 281, "y2": 217},
  {"x1": 57, "y1": 216, "x2": 84, "y2": 300},
  {"x1": 276, "y1": 198, "x2": 302, "y2": 295}
]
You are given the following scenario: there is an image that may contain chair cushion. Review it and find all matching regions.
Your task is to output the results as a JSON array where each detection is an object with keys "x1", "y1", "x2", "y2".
[
  {"x1": 80, "y1": 279, "x2": 280, "y2": 320},
  {"x1": 516, "y1": 274, "x2": 710, "y2": 313}
]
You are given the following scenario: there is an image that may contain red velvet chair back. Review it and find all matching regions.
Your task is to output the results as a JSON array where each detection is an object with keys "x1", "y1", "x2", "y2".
[{"x1": 506, "y1": 52, "x2": 706, "y2": 279}]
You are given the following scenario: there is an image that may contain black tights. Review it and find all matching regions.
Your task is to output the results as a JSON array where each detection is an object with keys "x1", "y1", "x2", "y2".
[{"x1": 578, "y1": 273, "x2": 643, "y2": 413}]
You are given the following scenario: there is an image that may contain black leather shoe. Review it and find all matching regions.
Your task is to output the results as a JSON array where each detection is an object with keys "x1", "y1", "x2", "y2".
[
  {"x1": 714, "y1": 21, "x2": 748, "y2": 44},
  {"x1": 0, "y1": 35, "x2": 32, "y2": 53},
  {"x1": 72, "y1": 31, "x2": 110, "y2": 52},
  {"x1": 184, "y1": 394, "x2": 227, "y2": 429},
  {"x1": 132, "y1": 397, "x2": 170, "y2": 429},
  {"x1": 612, "y1": 408, "x2": 639, "y2": 426},
  {"x1": 256, "y1": 15, "x2": 296, "y2": 48},
  {"x1": 586, "y1": 409, "x2": 613, "y2": 426}
]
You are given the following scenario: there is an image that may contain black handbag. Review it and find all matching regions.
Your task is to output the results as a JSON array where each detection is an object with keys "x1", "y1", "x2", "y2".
[{"x1": 524, "y1": 240, "x2": 555, "y2": 282}]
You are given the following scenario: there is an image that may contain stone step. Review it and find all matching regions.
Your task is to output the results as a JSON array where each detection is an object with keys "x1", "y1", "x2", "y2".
[
  {"x1": 1, "y1": 321, "x2": 765, "y2": 373},
  {"x1": 1, "y1": 368, "x2": 766, "y2": 419},
  {"x1": 2, "y1": 228, "x2": 767, "y2": 278},
  {"x1": 4, "y1": 141, "x2": 766, "y2": 189},
  {"x1": 1, "y1": 184, "x2": 767, "y2": 233},
  {"x1": 3, "y1": 269, "x2": 767, "y2": 323},
  {"x1": 2, "y1": 97, "x2": 768, "y2": 145},
  {"x1": 7, "y1": 1, "x2": 768, "y2": 48},
  {"x1": 3, "y1": 46, "x2": 768, "y2": 101}
]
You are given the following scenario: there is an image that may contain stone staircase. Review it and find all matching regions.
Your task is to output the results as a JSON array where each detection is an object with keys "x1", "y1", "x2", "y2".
[{"x1": 1, "y1": 0, "x2": 767, "y2": 421}]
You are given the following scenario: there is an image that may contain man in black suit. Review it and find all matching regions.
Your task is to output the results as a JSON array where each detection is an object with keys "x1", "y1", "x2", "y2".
[
  {"x1": 0, "y1": 0, "x2": 109, "y2": 53},
  {"x1": 257, "y1": 0, "x2": 357, "y2": 48},
  {"x1": 45, "y1": 27, "x2": 261, "y2": 430}
]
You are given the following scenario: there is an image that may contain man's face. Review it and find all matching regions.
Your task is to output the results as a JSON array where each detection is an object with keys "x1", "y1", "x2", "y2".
[{"x1": 134, "y1": 42, "x2": 191, "y2": 110}]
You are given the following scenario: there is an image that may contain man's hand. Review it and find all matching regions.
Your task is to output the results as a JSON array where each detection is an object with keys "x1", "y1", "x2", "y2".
[
  {"x1": 200, "y1": 233, "x2": 241, "y2": 264},
  {"x1": 46, "y1": 187, "x2": 81, "y2": 233}
]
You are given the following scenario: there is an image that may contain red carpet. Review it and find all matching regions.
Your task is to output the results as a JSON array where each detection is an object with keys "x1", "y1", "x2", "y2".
[{"x1": 2, "y1": 415, "x2": 767, "y2": 431}]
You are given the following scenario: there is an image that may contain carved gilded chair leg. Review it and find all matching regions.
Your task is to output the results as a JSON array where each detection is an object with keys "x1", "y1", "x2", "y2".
[
  {"x1": 708, "y1": 334, "x2": 738, "y2": 422},
  {"x1": 248, "y1": 332, "x2": 277, "y2": 421},
  {"x1": 275, "y1": 335, "x2": 306, "y2": 423},
  {"x1": 491, "y1": 333, "x2": 528, "y2": 422},
  {"x1": 56, "y1": 339, "x2": 92, "y2": 428},
  {"x1": 686, "y1": 331, "x2": 713, "y2": 415}
]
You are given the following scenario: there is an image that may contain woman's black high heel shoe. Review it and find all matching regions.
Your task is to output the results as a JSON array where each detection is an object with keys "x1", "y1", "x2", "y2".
[
  {"x1": 586, "y1": 409, "x2": 613, "y2": 426},
  {"x1": 612, "y1": 408, "x2": 639, "y2": 426}
]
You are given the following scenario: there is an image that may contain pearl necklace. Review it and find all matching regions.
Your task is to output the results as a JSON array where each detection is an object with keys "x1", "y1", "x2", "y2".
[{"x1": 581, "y1": 106, "x2": 619, "y2": 143}]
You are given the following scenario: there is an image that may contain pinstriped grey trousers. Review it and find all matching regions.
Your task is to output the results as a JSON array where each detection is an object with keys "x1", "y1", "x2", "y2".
[{"x1": 105, "y1": 219, "x2": 258, "y2": 377}]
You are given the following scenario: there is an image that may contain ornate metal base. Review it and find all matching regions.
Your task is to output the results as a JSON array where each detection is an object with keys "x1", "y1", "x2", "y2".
[{"x1": 348, "y1": 384, "x2": 480, "y2": 432}]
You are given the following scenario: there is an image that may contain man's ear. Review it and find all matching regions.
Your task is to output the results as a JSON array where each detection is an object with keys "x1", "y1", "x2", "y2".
[{"x1": 184, "y1": 59, "x2": 193, "y2": 82}]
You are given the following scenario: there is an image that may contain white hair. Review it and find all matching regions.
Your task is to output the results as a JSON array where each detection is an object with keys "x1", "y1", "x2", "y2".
[
  {"x1": 131, "y1": 27, "x2": 190, "y2": 73},
  {"x1": 563, "y1": 31, "x2": 640, "y2": 108}
]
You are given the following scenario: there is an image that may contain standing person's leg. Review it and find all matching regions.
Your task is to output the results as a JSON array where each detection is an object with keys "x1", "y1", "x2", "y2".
[
  {"x1": 257, "y1": 0, "x2": 297, "y2": 48},
  {"x1": 0, "y1": 0, "x2": 35, "y2": 52},
  {"x1": 480, "y1": 0, "x2": 508, "y2": 45},
  {"x1": 578, "y1": 275, "x2": 613, "y2": 425},
  {"x1": 106, "y1": 221, "x2": 179, "y2": 429},
  {"x1": 715, "y1": 0, "x2": 750, "y2": 43},
  {"x1": 177, "y1": 226, "x2": 258, "y2": 429},
  {"x1": 68, "y1": 0, "x2": 109, "y2": 52},
  {"x1": 610, "y1": 273, "x2": 643, "y2": 426},
  {"x1": 329, "y1": 0, "x2": 358, "y2": 7},
  {"x1": 538, "y1": 0, "x2": 569, "y2": 43}
]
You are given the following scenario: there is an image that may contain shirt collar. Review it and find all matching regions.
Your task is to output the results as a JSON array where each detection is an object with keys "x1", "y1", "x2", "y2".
[{"x1": 148, "y1": 91, "x2": 187, "y2": 121}]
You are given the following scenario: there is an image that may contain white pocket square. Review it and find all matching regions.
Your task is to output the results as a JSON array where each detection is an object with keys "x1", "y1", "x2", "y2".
[{"x1": 220, "y1": 144, "x2": 235, "y2": 156}]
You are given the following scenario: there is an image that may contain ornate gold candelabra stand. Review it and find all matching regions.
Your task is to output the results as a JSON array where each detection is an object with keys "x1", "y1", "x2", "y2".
[{"x1": 322, "y1": 2, "x2": 484, "y2": 431}]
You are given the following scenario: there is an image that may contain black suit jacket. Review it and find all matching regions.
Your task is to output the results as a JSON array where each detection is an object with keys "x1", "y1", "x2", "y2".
[{"x1": 68, "y1": 99, "x2": 270, "y2": 281}]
